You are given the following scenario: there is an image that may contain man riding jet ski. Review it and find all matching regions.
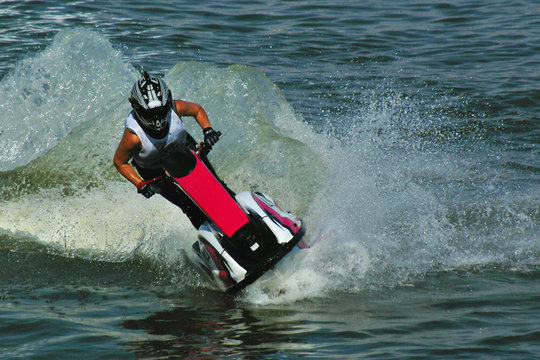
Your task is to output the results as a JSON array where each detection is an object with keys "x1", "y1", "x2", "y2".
[{"x1": 113, "y1": 71, "x2": 307, "y2": 293}]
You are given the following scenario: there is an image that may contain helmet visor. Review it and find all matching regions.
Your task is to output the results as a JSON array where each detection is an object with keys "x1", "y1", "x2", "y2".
[
  {"x1": 138, "y1": 105, "x2": 171, "y2": 129},
  {"x1": 136, "y1": 90, "x2": 173, "y2": 130}
]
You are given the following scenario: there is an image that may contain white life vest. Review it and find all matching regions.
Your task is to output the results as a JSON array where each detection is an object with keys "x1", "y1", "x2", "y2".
[{"x1": 125, "y1": 110, "x2": 187, "y2": 169}]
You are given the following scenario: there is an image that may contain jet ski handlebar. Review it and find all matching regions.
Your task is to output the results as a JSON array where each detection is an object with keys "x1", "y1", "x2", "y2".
[{"x1": 196, "y1": 131, "x2": 222, "y2": 157}]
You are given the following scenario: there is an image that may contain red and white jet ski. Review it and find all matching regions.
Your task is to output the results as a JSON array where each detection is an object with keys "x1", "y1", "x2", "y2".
[{"x1": 165, "y1": 139, "x2": 308, "y2": 293}]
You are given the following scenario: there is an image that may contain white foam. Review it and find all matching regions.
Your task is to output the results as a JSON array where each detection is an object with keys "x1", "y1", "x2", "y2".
[{"x1": 0, "y1": 182, "x2": 195, "y2": 262}]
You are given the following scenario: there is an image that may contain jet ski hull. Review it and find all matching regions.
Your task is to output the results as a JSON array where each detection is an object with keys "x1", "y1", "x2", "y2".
[{"x1": 190, "y1": 191, "x2": 308, "y2": 293}]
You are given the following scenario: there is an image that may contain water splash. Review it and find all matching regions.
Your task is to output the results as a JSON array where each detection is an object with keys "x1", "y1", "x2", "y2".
[
  {"x1": 0, "y1": 28, "x2": 135, "y2": 171},
  {"x1": 1, "y1": 30, "x2": 537, "y2": 304}
]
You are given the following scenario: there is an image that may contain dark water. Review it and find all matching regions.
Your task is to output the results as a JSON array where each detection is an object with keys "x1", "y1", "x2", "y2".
[{"x1": 1, "y1": 1, "x2": 539, "y2": 359}]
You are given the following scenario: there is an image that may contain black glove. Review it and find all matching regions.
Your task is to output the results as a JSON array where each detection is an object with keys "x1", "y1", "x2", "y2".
[
  {"x1": 137, "y1": 178, "x2": 161, "y2": 198},
  {"x1": 203, "y1": 127, "x2": 220, "y2": 147}
]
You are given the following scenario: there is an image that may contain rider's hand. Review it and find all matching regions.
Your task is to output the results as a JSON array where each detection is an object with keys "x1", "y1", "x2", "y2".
[
  {"x1": 203, "y1": 127, "x2": 220, "y2": 147},
  {"x1": 137, "y1": 178, "x2": 160, "y2": 198}
]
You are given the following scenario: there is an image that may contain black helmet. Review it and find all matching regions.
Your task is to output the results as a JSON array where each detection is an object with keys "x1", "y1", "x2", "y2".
[{"x1": 129, "y1": 71, "x2": 173, "y2": 139}]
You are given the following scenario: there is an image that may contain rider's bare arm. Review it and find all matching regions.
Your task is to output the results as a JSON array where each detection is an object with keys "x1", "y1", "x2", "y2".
[
  {"x1": 174, "y1": 100, "x2": 211, "y2": 130},
  {"x1": 113, "y1": 128, "x2": 144, "y2": 187}
]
